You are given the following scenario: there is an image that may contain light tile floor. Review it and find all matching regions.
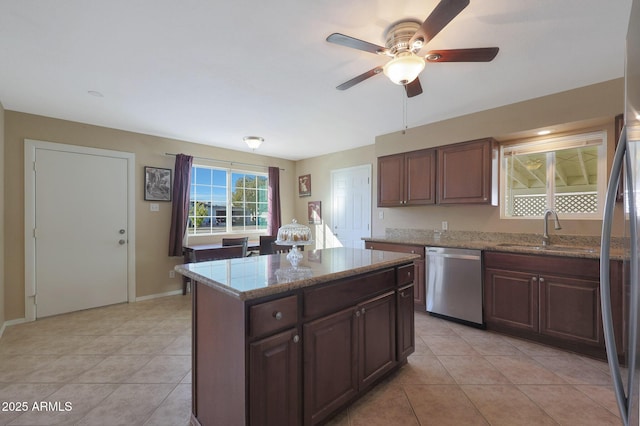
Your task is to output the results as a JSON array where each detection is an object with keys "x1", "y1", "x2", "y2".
[{"x1": 0, "y1": 295, "x2": 623, "y2": 425}]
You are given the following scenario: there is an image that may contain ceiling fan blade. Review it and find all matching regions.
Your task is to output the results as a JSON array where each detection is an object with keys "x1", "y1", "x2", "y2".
[
  {"x1": 426, "y1": 47, "x2": 499, "y2": 62},
  {"x1": 326, "y1": 33, "x2": 386, "y2": 55},
  {"x1": 405, "y1": 78, "x2": 423, "y2": 98},
  {"x1": 336, "y1": 67, "x2": 384, "y2": 91},
  {"x1": 410, "y1": 0, "x2": 470, "y2": 47}
]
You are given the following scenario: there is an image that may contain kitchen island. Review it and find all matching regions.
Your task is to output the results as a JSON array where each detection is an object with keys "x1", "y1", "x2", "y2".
[{"x1": 175, "y1": 247, "x2": 419, "y2": 426}]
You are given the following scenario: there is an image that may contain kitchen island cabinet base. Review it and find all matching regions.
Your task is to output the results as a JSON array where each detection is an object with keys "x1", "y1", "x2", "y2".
[{"x1": 188, "y1": 260, "x2": 415, "y2": 426}]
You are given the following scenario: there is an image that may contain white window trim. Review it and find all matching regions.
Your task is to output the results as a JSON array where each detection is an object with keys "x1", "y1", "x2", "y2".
[
  {"x1": 189, "y1": 164, "x2": 269, "y2": 236},
  {"x1": 499, "y1": 130, "x2": 607, "y2": 220}
]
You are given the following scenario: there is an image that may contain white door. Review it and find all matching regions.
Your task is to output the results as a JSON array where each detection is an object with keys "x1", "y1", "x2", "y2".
[
  {"x1": 25, "y1": 141, "x2": 135, "y2": 319},
  {"x1": 330, "y1": 165, "x2": 371, "y2": 248}
]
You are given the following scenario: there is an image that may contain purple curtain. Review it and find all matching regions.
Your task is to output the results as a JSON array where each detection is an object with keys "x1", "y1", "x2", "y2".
[
  {"x1": 267, "y1": 166, "x2": 282, "y2": 236},
  {"x1": 168, "y1": 154, "x2": 193, "y2": 256}
]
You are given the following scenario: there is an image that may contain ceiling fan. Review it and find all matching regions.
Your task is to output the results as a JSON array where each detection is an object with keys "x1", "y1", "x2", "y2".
[{"x1": 326, "y1": 0, "x2": 499, "y2": 98}]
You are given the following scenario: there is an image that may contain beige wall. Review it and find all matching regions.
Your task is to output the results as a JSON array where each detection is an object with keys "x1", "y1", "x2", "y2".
[
  {"x1": 295, "y1": 145, "x2": 376, "y2": 248},
  {"x1": 0, "y1": 102, "x2": 5, "y2": 331},
  {"x1": 297, "y1": 78, "x2": 626, "y2": 241},
  {"x1": 4, "y1": 111, "x2": 296, "y2": 321}
]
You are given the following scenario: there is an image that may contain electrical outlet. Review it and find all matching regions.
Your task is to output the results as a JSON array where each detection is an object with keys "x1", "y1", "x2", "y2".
[
  {"x1": 442, "y1": 221, "x2": 448, "y2": 231},
  {"x1": 378, "y1": 211, "x2": 384, "y2": 219},
  {"x1": 169, "y1": 270, "x2": 175, "y2": 278}
]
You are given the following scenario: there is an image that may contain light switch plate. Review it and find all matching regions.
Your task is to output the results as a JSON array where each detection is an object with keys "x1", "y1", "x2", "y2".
[{"x1": 150, "y1": 203, "x2": 160, "y2": 212}]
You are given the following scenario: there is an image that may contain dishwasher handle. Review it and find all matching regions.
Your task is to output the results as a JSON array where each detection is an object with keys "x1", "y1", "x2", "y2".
[{"x1": 426, "y1": 252, "x2": 480, "y2": 261}]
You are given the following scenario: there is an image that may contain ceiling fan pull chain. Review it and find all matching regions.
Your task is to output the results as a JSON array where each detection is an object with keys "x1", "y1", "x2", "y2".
[{"x1": 402, "y1": 90, "x2": 408, "y2": 134}]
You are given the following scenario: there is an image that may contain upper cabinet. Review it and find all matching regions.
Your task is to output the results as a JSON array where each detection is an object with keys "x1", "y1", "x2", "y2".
[
  {"x1": 437, "y1": 137, "x2": 498, "y2": 205},
  {"x1": 377, "y1": 137, "x2": 498, "y2": 207},
  {"x1": 377, "y1": 149, "x2": 436, "y2": 207}
]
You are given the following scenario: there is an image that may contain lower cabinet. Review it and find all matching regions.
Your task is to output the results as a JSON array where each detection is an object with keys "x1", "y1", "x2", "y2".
[
  {"x1": 249, "y1": 328, "x2": 300, "y2": 426},
  {"x1": 364, "y1": 241, "x2": 426, "y2": 310},
  {"x1": 303, "y1": 291, "x2": 397, "y2": 425},
  {"x1": 191, "y1": 262, "x2": 415, "y2": 426},
  {"x1": 484, "y1": 251, "x2": 623, "y2": 359}
]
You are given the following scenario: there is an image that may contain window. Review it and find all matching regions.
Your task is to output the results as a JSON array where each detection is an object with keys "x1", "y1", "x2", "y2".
[
  {"x1": 500, "y1": 131, "x2": 607, "y2": 219},
  {"x1": 188, "y1": 165, "x2": 268, "y2": 235}
]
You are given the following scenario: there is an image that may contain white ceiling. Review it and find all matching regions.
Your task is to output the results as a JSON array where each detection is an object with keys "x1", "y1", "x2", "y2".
[{"x1": 0, "y1": 0, "x2": 632, "y2": 160}]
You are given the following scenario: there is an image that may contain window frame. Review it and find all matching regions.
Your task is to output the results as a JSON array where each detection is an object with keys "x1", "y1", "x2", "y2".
[
  {"x1": 499, "y1": 130, "x2": 607, "y2": 220},
  {"x1": 188, "y1": 164, "x2": 269, "y2": 236}
]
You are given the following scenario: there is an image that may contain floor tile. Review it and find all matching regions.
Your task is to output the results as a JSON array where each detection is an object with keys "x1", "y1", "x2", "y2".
[
  {"x1": 438, "y1": 355, "x2": 511, "y2": 385},
  {"x1": 485, "y1": 355, "x2": 567, "y2": 384},
  {"x1": 404, "y1": 384, "x2": 489, "y2": 425},
  {"x1": 347, "y1": 380, "x2": 419, "y2": 426},
  {"x1": 421, "y1": 335, "x2": 479, "y2": 356},
  {"x1": 519, "y1": 384, "x2": 620, "y2": 425},
  {"x1": 143, "y1": 383, "x2": 191, "y2": 426},
  {"x1": 75, "y1": 355, "x2": 152, "y2": 383},
  {"x1": 125, "y1": 355, "x2": 191, "y2": 384}
]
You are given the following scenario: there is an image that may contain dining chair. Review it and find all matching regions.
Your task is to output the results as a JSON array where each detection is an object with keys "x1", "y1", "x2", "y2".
[
  {"x1": 259, "y1": 235, "x2": 277, "y2": 255},
  {"x1": 222, "y1": 237, "x2": 249, "y2": 257},
  {"x1": 193, "y1": 244, "x2": 245, "y2": 262}
]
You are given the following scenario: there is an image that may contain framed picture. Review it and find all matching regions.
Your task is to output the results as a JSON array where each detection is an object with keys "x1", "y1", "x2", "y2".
[
  {"x1": 144, "y1": 166, "x2": 172, "y2": 201},
  {"x1": 308, "y1": 201, "x2": 322, "y2": 224},
  {"x1": 298, "y1": 174, "x2": 311, "y2": 197}
]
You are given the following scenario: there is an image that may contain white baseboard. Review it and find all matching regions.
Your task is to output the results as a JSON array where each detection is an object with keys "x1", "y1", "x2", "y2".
[
  {"x1": 0, "y1": 317, "x2": 28, "y2": 338},
  {"x1": 135, "y1": 289, "x2": 184, "y2": 302}
]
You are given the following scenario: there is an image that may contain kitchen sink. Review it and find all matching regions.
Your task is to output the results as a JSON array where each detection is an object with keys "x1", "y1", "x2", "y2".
[{"x1": 495, "y1": 243, "x2": 597, "y2": 254}]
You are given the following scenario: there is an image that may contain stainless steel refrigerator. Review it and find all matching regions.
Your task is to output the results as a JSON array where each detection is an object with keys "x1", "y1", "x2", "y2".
[{"x1": 601, "y1": 0, "x2": 640, "y2": 424}]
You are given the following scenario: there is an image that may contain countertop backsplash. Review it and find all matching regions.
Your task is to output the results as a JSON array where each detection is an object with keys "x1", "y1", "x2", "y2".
[{"x1": 380, "y1": 228, "x2": 625, "y2": 250}]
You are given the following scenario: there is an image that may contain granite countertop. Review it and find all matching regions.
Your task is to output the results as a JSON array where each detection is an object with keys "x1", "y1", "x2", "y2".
[
  {"x1": 175, "y1": 247, "x2": 419, "y2": 301},
  {"x1": 364, "y1": 229, "x2": 626, "y2": 261}
]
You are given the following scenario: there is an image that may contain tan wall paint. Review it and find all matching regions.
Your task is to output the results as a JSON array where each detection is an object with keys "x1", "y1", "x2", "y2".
[
  {"x1": 296, "y1": 79, "x2": 626, "y2": 240},
  {"x1": 0, "y1": 103, "x2": 5, "y2": 330},
  {"x1": 4, "y1": 111, "x2": 295, "y2": 320},
  {"x1": 294, "y1": 145, "x2": 376, "y2": 249}
]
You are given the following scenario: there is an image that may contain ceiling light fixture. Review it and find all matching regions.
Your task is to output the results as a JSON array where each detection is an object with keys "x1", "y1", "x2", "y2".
[
  {"x1": 537, "y1": 129, "x2": 552, "y2": 136},
  {"x1": 243, "y1": 136, "x2": 264, "y2": 150},
  {"x1": 382, "y1": 52, "x2": 425, "y2": 85}
]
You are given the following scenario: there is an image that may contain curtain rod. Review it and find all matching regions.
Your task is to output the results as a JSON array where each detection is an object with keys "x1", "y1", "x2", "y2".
[{"x1": 165, "y1": 153, "x2": 285, "y2": 171}]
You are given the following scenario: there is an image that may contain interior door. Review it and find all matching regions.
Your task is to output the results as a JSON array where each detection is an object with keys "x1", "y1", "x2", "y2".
[
  {"x1": 331, "y1": 165, "x2": 371, "y2": 248},
  {"x1": 29, "y1": 144, "x2": 132, "y2": 318}
]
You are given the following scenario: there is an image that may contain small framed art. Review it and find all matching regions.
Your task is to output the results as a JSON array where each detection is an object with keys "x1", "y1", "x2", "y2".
[
  {"x1": 144, "y1": 166, "x2": 172, "y2": 201},
  {"x1": 298, "y1": 174, "x2": 311, "y2": 197}
]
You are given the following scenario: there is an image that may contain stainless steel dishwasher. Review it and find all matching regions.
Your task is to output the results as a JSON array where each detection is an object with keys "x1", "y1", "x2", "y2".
[{"x1": 425, "y1": 246, "x2": 483, "y2": 327}]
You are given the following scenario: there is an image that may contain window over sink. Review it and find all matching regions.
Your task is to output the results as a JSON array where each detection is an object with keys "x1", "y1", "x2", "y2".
[
  {"x1": 500, "y1": 131, "x2": 606, "y2": 219},
  {"x1": 188, "y1": 165, "x2": 268, "y2": 235}
]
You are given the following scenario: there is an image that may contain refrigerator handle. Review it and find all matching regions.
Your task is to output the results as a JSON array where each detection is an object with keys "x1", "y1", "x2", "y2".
[{"x1": 600, "y1": 125, "x2": 629, "y2": 425}]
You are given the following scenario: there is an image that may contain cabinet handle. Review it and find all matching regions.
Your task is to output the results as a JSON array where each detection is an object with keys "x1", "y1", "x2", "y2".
[
  {"x1": 361, "y1": 308, "x2": 366, "y2": 315},
  {"x1": 532, "y1": 277, "x2": 538, "y2": 282},
  {"x1": 400, "y1": 291, "x2": 410, "y2": 298},
  {"x1": 293, "y1": 335, "x2": 300, "y2": 343},
  {"x1": 539, "y1": 277, "x2": 545, "y2": 283},
  {"x1": 355, "y1": 310, "x2": 361, "y2": 317},
  {"x1": 273, "y1": 311, "x2": 283, "y2": 320}
]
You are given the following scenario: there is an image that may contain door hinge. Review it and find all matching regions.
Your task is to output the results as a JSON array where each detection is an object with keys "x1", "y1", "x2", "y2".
[
  {"x1": 34, "y1": 294, "x2": 37, "y2": 305},
  {"x1": 33, "y1": 161, "x2": 36, "y2": 172},
  {"x1": 33, "y1": 228, "x2": 37, "y2": 238}
]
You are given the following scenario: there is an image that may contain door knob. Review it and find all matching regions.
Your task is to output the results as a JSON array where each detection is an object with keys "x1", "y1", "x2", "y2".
[{"x1": 118, "y1": 239, "x2": 126, "y2": 245}]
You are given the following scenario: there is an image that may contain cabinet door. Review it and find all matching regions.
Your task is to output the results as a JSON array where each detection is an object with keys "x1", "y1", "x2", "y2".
[
  {"x1": 377, "y1": 154, "x2": 405, "y2": 207},
  {"x1": 437, "y1": 138, "x2": 497, "y2": 205},
  {"x1": 303, "y1": 307, "x2": 358, "y2": 425},
  {"x1": 249, "y1": 328, "x2": 300, "y2": 426},
  {"x1": 397, "y1": 284, "x2": 415, "y2": 360},
  {"x1": 405, "y1": 149, "x2": 436, "y2": 205},
  {"x1": 358, "y1": 292, "x2": 397, "y2": 389},
  {"x1": 413, "y1": 259, "x2": 426, "y2": 310},
  {"x1": 539, "y1": 274, "x2": 603, "y2": 347},
  {"x1": 484, "y1": 268, "x2": 539, "y2": 332}
]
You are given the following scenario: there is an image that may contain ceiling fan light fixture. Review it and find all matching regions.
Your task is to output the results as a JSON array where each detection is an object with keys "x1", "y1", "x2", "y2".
[
  {"x1": 382, "y1": 52, "x2": 425, "y2": 85},
  {"x1": 243, "y1": 136, "x2": 264, "y2": 150}
]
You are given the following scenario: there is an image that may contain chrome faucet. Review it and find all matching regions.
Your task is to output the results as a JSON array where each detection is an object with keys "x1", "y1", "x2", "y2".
[{"x1": 542, "y1": 209, "x2": 562, "y2": 246}]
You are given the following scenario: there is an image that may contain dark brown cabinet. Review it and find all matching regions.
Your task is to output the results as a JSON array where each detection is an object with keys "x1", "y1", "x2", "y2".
[
  {"x1": 364, "y1": 241, "x2": 425, "y2": 310},
  {"x1": 377, "y1": 149, "x2": 436, "y2": 207},
  {"x1": 191, "y1": 260, "x2": 415, "y2": 426},
  {"x1": 437, "y1": 137, "x2": 498, "y2": 205},
  {"x1": 303, "y1": 291, "x2": 397, "y2": 425},
  {"x1": 484, "y1": 251, "x2": 622, "y2": 359},
  {"x1": 249, "y1": 328, "x2": 300, "y2": 426},
  {"x1": 397, "y1": 284, "x2": 415, "y2": 360}
]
